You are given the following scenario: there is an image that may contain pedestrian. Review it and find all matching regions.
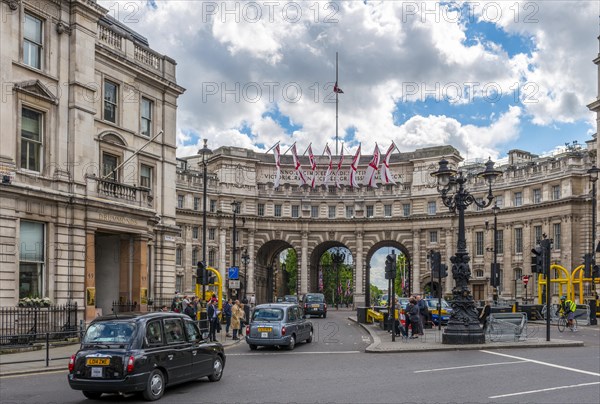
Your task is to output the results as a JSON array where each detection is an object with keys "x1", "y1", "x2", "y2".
[
  {"x1": 393, "y1": 298, "x2": 408, "y2": 339},
  {"x1": 416, "y1": 294, "x2": 428, "y2": 335},
  {"x1": 207, "y1": 299, "x2": 219, "y2": 342},
  {"x1": 242, "y1": 298, "x2": 250, "y2": 335},
  {"x1": 182, "y1": 295, "x2": 190, "y2": 313},
  {"x1": 479, "y1": 299, "x2": 492, "y2": 332},
  {"x1": 171, "y1": 294, "x2": 181, "y2": 313},
  {"x1": 231, "y1": 300, "x2": 244, "y2": 340},
  {"x1": 238, "y1": 301, "x2": 246, "y2": 336},
  {"x1": 223, "y1": 298, "x2": 233, "y2": 337},
  {"x1": 160, "y1": 305, "x2": 169, "y2": 312},
  {"x1": 404, "y1": 298, "x2": 412, "y2": 335},
  {"x1": 407, "y1": 297, "x2": 421, "y2": 338}
]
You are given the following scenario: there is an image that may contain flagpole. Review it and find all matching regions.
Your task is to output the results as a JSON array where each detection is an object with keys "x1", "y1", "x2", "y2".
[
  {"x1": 335, "y1": 51, "x2": 339, "y2": 156},
  {"x1": 282, "y1": 142, "x2": 296, "y2": 155},
  {"x1": 264, "y1": 141, "x2": 280, "y2": 154}
]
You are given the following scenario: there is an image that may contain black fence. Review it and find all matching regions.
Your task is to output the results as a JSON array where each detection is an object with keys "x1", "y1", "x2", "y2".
[
  {"x1": 111, "y1": 300, "x2": 140, "y2": 313},
  {"x1": 0, "y1": 303, "x2": 79, "y2": 346}
]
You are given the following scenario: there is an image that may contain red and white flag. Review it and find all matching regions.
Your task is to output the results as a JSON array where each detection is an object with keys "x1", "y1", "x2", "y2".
[
  {"x1": 307, "y1": 144, "x2": 318, "y2": 188},
  {"x1": 349, "y1": 144, "x2": 361, "y2": 188},
  {"x1": 363, "y1": 144, "x2": 380, "y2": 188},
  {"x1": 345, "y1": 279, "x2": 352, "y2": 297},
  {"x1": 273, "y1": 143, "x2": 281, "y2": 189},
  {"x1": 381, "y1": 143, "x2": 397, "y2": 185},
  {"x1": 291, "y1": 144, "x2": 308, "y2": 186},
  {"x1": 323, "y1": 144, "x2": 333, "y2": 187},
  {"x1": 334, "y1": 147, "x2": 344, "y2": 188}
]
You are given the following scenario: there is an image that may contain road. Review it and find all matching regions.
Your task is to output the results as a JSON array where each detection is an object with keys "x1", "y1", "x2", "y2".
[{"x1": 1, "y1": 309, "x2": 599, "y2": 404}]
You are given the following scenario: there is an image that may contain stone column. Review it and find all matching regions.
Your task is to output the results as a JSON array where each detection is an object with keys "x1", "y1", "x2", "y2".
[
  {"x1": 412, "y1": 230, "x2": 421, "y2": 293},
  {"x1": 247, "y1": 231, "x2": 255, "y2": 298},
  {"x1": 84, "y1": 231, "x2": 96, "y2": 322},
  {"x1": 301, "y1": 231, "x2": 308, "y2": 294},
  {"x1": 503, "y1": 224, "x2": 514, "y2": 297},
  {"x1": 219, "y1": 227, "x2": 227, "y2": 297},
  {"x1": 132, "y1": 236, "x2": 149, "y2": 312},
  {"x1": 354, "y1": 230, "x2": 364, "y2": 307}
]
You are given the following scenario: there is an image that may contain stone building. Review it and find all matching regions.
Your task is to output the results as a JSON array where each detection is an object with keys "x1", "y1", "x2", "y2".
[
  {"x1": 0, "y1": 0, "x2": 184, "y2": 321},
  {"x1": 174, "y1": 141, "x2": 597, "y2": 306}
]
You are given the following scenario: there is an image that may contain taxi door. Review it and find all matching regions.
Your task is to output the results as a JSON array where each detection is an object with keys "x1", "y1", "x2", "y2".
[{"x1": 162, "y1": 318, "x2": 193, "y2": 382}]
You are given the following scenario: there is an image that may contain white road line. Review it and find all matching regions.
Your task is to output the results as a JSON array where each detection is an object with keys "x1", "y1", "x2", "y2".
[
  {"x1": 228, "y1": 350, "x2": 362, "y2": 356},
  {"x1": 489, "y1": 382, "x2": 600, "y2": 398},
  {"x1": 481, "y1": 350, "x2": 600, "y2": 377},
  {"x1": 414, "y1": 360, "x2": 527, "y2": 373}
]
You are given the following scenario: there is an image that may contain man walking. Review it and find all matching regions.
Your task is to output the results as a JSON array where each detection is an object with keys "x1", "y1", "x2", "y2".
[
  {"x1": 223, "y1": 298, "x2": 233, "y2": 337},
  {"x1": 207, "y1": 299, "x2": 220, "y2": 342}
]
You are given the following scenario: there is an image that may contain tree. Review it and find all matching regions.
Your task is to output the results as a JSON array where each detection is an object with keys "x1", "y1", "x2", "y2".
[
  {"x1": 370, "y1": 284, "x2": 383, "y2": 306},
  {"x1": 283, "y1": 249, "x2": 298, "y2": 295}
]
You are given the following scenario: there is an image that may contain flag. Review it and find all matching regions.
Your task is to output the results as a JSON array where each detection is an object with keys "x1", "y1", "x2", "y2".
[
  {"x1": 381, "y1": 143, "x2": 397, "y2": 185},
  {"x1": 334, "y1": 147, "x2": 344, "y2": 188},
  {"x1": 345, "y1": 279, "x2": 352, "y2": 297},
  {"x1": 318, "y1": 268, "x2": 323, "y2": 292},
  {"x1": 337, "y1": 281, "x2": 343, "y2": 296},
  {"x1": 323, "y1": 144, "x2": 333, "y2": 187},
  {"x1": 307, "y1": 144, "x2": 318, "y2": 188},
  {"x1": 273, "y1": 143, "x2": 281, "y2": 189},
  {"x1": 363, "y1": 143, "x2": 380, "y2": 188},
  {"x1": 349, "y1": 144, "x2": 361, "y2": 188},
  {"x1": 291, "y1": 144, "x2": 308, "y2": 186},
  {"x1": 333, "y1": 82, "x2": 344, "y2": 94}
]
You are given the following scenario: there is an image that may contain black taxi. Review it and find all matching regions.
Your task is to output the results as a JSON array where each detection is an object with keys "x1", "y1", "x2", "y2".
[{"x1": 68, "y1": 312, "x2": 225, "y2": 401}]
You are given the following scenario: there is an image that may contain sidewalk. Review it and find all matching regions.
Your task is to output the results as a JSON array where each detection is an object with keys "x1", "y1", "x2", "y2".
[
  {"x1": 0, "y1": 328, "x2": 243, "y2": 377},
  {"x1": 349, "y1": 317, "x2": 586, "y2": 353}
]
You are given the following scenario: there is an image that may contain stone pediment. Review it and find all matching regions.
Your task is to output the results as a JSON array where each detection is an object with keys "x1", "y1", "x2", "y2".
[{"x1": 14, "y1": 80, "x2": 58, "y2": 105}]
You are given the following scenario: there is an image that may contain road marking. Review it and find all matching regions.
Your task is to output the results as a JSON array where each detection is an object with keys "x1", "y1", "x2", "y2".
[
  {"x1": 481, "y1": 350, "x2": 600, "y2": 377},
  {"x1": 489, "y1": 382, "x2": 600, "y2": 398},
  {"x1": 414, "y1": 360, "x2": 527, "y2": 373},
  {"x1": 228, "y1": 350, "x2": 362, "y2": 356},
  {"x1": 0, "y1": 369, "x2": 67, "y2": 378}
]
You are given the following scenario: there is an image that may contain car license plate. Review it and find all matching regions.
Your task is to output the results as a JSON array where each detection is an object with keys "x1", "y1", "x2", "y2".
[
  {"x1": 91, "y1": 367, "x2": 103, "y2": 378},
  {"x1": 261, "y1": 332, "x2": 268, "y2": 338},
  {"x1": 86, "y1": 358, "x2": 110, "y2": 366},
  {"x1": 257, "y1": 327, "x2": 272, "y2": 332},
  {"x1": 311, "y1": 304, "x2": 319, "y2": 308}
]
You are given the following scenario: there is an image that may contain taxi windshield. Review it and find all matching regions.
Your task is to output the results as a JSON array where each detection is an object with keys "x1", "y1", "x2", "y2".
[
  {"x1": 252, "y1": 308, "x2": 284, "y2": 322},
  {"x1": 83, "y1": 322, "x2": 136, "y2": 345},
  {"x1": 305, "y1": 295, "x2": 324, "y2": 303}
]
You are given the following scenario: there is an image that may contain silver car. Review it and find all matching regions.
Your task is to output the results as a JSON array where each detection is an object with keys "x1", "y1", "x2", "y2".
[{"x1": 245, "y1": 303, "x2": 313, "y2": 350}]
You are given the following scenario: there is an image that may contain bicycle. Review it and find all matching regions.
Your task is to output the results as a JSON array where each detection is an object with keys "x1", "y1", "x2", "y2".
[{"x1": 557, "y1": 314, "x2": 578, "y2": 332}]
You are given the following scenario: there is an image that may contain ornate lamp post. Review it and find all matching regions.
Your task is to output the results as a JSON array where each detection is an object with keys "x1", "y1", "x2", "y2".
[
  {"x1": 241, "y1": 249, "x2": 250, "y2": 301},
  {"x1": 588, "y1": 165, "x2": 600, "y2": 325},
  {"x1": 331, "y1": 248, "x2": 346, "y2": 309},
  {"x1": 431, "y1": 158, "x2": 502, "y2": 344},
  {"x1": 231, "y1": 201, "x2": 240, "y2": 299},
  {"x1": 485, "y1": 202, "x2": 500, "y2": 303},
  {"x1": 198, "y1": 139, "x2": 212, "y2": 303}
]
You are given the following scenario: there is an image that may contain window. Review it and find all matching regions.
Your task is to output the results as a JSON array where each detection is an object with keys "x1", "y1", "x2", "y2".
[
  {"x1": 192, "y1": 248, "x2": 198, "y2": 265},
  {"x1": 208, "y1": 250, "x2": 216, "y2": 267},
  {"x1": 496, "y1": 230, "x2": 504, "y2": 254},
  {"x1": 184, "y1": 320, "x2": 201, "y2": 342},
  {"x1": 553, "y1": 223, "x2": 561, "y2": 250},
  {"x1": 427, "y1": 201, "x2": 436, "y2": 215},
  {"x1": 146, "y1": 321, "x2": 163, "y2": 345},
  {"x1": 103, "y1": 80, "x2": 118, "y2": 123},
  {"x1": 533, "y1": 188, "x2": 542, "y2": 204},
  {"x1": 384, "y1": 204, "x2": 392, "y2": 217},
  {"x1": 514, "y1": 192, "x2": 523, "y2": 207},
  {"x1": 292, "y1": 205, "x2": 299, "y2": 218},
  {"x1": 140, "y1": 97, "x2": 152, "y2": 136},
  {"x1": 552, "y1": 185, "x2": 561, "y2": 200},
  {"x1": 140, "y1": 164, "x2": 152, "y2": 189},
  {"x1": 403, "y1": 204, "x2": 410, "y2": 217},
  {"x1": 429, "y1": 231, "x2": 438, "y2": 244},
  {"x1": 19, "y1": 221, "x2": 45, "y2": 299},
  {"x1": 475, "y1": 198, "x2": 484, "y2": 211},
  {"x1": 328, "y1": 206, "x2": 336, "y2": 219},
  {"x1": 208, "y1": 228, "x2": 215, "y2": 241},
  {"x1": 366, "y1": 205, "x2": 374, "y2": 218},
  {"x1": 495, "y1": 196, "x2": 503, "y2": 208},
  {"x1": 258, "y1": 203, "x2": 265, "y2": 216},
  {"x1": 102, "y1": 152, "x2": 119, "y2": 181},
  {"x1": 346, "y1": 206, "x2": 354, "y2": 218},
  {"x1": 23, "y1": 13, "x2": 42, "y2": 69},
  {"x1": 534, "y1": 225, "x2": 542, "y2": 244},
  {"x1": 475, "y1": 269, "x2": 484, "y2": 278},
  {"x1": 515, "y1": 228, "x2": 523, "y2": 254},
  {"x1": 210, "y1": 200, "x2": 216, "y2": 213},
  {"x1": 274, "y1": 204, "x2": 282, "y2": 217},
  {"x1": 192, "y1": 226, "x2": 199, "y2": 239},
  {"x1": 232, "y1": 202, "x2": 241, "y2": 214},
  {"x1": 475, "y1": 231, "x2": 484, "y2": 256},
  {"x1": 177, "y1": 195, "x2": 184, "y2": 209},
  {"x1": 21, "y1": 107, "x2": 42, "y2": 172},
  {"x1": 311, "y1": 206, "x2": 319, "y2": 218},
  {"x1": 164, "y1": 319, "x2": 185, "y2": 344},
  {"x1": 176, "y1": 247, "x2": 183, "y2": 266}
]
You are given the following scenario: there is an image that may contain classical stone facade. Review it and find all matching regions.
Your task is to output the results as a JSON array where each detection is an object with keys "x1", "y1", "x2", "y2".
[
  {"x1": 174, "y1": 142, "x2": 597, "y2": 306},
  {"x1": 0, "y1": 0, "x2": 184, "y2": 320}
]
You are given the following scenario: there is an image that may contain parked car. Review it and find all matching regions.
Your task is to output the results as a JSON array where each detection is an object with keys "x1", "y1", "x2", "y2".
[
  {"x1": 245, "y1": 303, "x2": 313, "y2": 350},
  {"x1": 284, "y1": 295, "x2": 299, "y2": 304},
  {"x1": 67, "y1": 312, "x2": 225, "y2": 401},
  {"x1": 424, "y1": 298, "x2": 452, "y2": 325},
  {"x1": 303, "y1": 293, "x2": 327, "y2": 318}
]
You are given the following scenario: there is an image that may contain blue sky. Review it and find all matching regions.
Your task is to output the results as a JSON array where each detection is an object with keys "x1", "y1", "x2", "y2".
[{"x1": 101, "y1": 1, "x2": 598, "y2": 160}]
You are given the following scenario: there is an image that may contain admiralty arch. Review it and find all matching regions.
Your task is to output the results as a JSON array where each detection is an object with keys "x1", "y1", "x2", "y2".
[{"x1": 172, "y1": 140, "x2": 597, "y2": 307}]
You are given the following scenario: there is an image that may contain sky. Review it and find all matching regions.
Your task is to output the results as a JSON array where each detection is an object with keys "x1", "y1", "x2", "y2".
[{"x1": 99, "y1": 0, "x2": 599, "y2": 162}]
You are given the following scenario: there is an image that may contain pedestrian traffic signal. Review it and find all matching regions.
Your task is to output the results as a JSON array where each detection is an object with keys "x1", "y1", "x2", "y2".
[
  {"x1": 583, "y1": 253, "x2": 593, "y2": 278},
  {"x1": 531, "y1": 246, "x2": 542, "y2": 273},
  {"x1": 385, "y1": 253, "x2": 396, "y2": 279},
  {"x1": 196, "y1": 261, "x2": 206, "y2": 284},
  {"x1": 490, "y1": 263, "x2": 500, "y2": 287}
]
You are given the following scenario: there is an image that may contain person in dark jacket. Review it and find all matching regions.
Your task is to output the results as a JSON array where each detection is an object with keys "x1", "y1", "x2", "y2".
[
  {"x1": 479, "y1": 299, "x2": 492, "y2": 332},
  {"x1": 242, "y1": 298, "x2": 251, "y2": 336},
  {"x1": 407, "y1": 298, "x2": 421, "y2": 338},
  {"x1": 223, "y1": 299, "x2": 233, "y2": 337},
  {"x1": 206, "y1": 299, "x2": 219, "y2": 342}
]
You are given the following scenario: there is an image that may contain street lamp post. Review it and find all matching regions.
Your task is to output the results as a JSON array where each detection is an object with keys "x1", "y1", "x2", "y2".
[
  {"x1": 587, "y1": 165, "x2": 599, "y2": 325},
  {"x1": 241, "y1": 249, "x2": 250, "y2": 301},
  {"x1": 431, "y1": 158, "x2": 502, "y2": 344},
  {"x1": 231, "y1": 201, "x2": 240, "y2": 299},
  {"x1": 486, "y1": 202, "x2": 500, "y2": 304},
  {"x1": 198, "y1": 139, "x2": 212, "y2": 304},
  {"x1": 331, "y1": 248, "x2": 345, "y2": 309}
]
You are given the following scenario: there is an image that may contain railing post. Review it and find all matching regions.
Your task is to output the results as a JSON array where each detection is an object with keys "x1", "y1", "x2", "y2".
[{"x1": 45, "y1": 332, "x2": 50, "y2": 367}]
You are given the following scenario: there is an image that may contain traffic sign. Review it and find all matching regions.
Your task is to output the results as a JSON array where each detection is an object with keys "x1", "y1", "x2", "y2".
[
  {"x1": 228, "y1": 266, "x2": 239, "y2": 280},
  {"x1": 522, "y1": 275, "x2": 529, "y2": 285},
  {"x1": 229, "y1": 280, "x2": 240, "y2": 289}
]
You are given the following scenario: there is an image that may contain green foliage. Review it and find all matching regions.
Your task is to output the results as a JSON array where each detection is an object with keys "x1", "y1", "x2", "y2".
[{"x1": 283, "y1": 249, "x2": 298, "y2": 294}]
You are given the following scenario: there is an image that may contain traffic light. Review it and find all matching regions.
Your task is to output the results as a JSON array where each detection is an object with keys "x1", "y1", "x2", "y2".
[
  {"x1": 439, "y1": 263, "x2": 448, "y2": 278},
  {"x1": 593, "y1": 265, "x2": 600, "y2": 278},
  {"x1": 531, "y1": 246, "x2": 542, "y2": 273},
  {"x1": 583, "y1": 253, "x2": 593, "y2": 278},
  {"x1": 490, "y1": 263, "x2": 500, "y2": 287},
  {"x1": 385, "y1": 253, "x2": 397, "y2": 279},
  {"x1": 196, "y1": 261, "x2": 206, "y2": 284},
  {"x1": 430, "y1": 251, "x2": 444, "y2": 278},
  {"x1": 207, "y1": 271, "x2": 216, "y2": 285}
]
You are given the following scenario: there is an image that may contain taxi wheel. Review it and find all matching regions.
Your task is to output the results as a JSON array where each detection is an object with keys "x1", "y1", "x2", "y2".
[
  {"x1": 306, "y1": 329, "x2": 313, "y2": 343},
  {"x1": 208, "y1": 356, "x2": 223, "y2": 382},
  {"x1": 287, "y1": 335, "x2": 296, "y2": 350},
  {"x1": 322, "y1": 313, "x2": 327, "y2": 318},
  {"x1": 249, "y1": 344, "x2": 257, "y2": 350},
  {"x1": 142, "y1": 369, "x2": 164, "y2": 401},
  {"x1": 82, "y1": 391, "x2": 102, "y2": 400}
]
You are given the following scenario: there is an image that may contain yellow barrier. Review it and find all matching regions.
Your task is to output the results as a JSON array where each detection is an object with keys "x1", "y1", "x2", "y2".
[
  {"x1": 571, "y1": 265, "x2": 600, "y2": 305},
  {"x1": 536, "y1": 264, "x2": 570, "y2": 304},
  {"x1": 366, "y1": 309, "x2": 384, "y2": 323}
]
